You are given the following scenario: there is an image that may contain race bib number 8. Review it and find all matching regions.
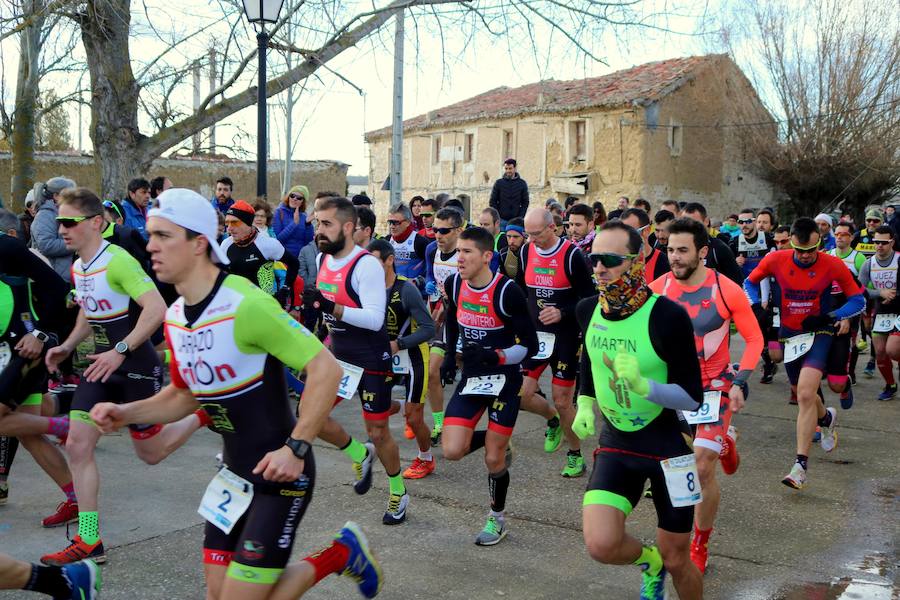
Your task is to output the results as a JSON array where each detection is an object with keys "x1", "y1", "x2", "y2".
[
  {"x1": 532, "y1": 332, "x2": 556, "y2": 361},
  {"x1": 198, "y1": 468, "x2": 253, "y2": 534},
  {"x1": 391, "y1": 350, "x2": 411, "y2": 375},
  {"x1": 660, "y1": 454, "x2": 702, "y2": 508},
  {"x1": 873, "y1": 313, "x2": 898, "y2": 333},
  {"x1": 683, "y1": 391, "x2": 721, "y2": 425},
  {"x1": 460, "y1": 374, "x2": 506, "y2": 396},
  {"x1": 336, "y1": 360, "x2": 364, "y2": 400},
  {"x1": 784, "y1": 333, "x2": 815, "y2": 363}
]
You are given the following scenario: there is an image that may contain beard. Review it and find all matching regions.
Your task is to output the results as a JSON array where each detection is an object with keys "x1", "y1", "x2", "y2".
[
  {"x1": 672, "y1": 256, "x2": 701, "y2": 280},
  {"x1": 317, "y1": 231, "x2": 345, "y2": 255}
]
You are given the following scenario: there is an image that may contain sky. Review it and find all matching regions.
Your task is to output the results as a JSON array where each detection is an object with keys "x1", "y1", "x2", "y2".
[{"x1": 0, "y1": 0, "x2": 721, "y2": 177}]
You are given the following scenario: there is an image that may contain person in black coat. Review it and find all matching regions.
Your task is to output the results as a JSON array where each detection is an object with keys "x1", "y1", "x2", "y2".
[{"x1": 489, "y1": 158, "x2": 529, "y2": 227}]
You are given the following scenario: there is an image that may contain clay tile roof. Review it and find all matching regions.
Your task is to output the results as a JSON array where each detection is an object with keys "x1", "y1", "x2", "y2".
[{"x1": 366, "y1": 54, "x2": 725, "y2": 140}]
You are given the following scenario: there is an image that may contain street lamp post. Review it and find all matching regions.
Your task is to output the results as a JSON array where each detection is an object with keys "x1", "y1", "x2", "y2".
[{"x1": 242, "y1": 0, "x2": 285, "y2": 199}]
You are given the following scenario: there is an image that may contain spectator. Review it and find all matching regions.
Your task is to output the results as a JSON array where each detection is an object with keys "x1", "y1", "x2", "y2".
[
  {"x1": 253, "y1": 200, "x2": 275, "y2": 237},
  {"x1": 30, "y1": 176, "x2": 76, "y2": 279},
  {"x1": 355, "y1": 206, "x2": 377, "y2": 248},
  {"x1": 433, "y1": 192, "x2": 449, "y2": 210},
  {"x1": 607, "y1": 196, "x2": 629, "y2": 220},
  {"x1": 564, "y1": 195, "x2": 579, "y2": 212},
  {"x1": 351, "y1": 192, "x2": 372, "y2": 207},
  {"x1": 660, "y1": 199, "x2": 680, "y2": 216},
  {"x1": 273, "y1": 185, "x2": 314, "y2": 256},
  {"x1": 592, "y1": 201, "x2": 607, "y2": 227},
  {"x1": 544, "y1": 198, "x2": 556, "y2": 209},
  {"x1": 719, "y1": 214, "x2": 740, "y2": 239},
  {"x1": 149, "y1": 176, "x2": 172, "y2": 202},
  {"x1": 216, "y1": 211, "x2": 226, "y2": 243},
  {"x1": 298, "y1": 213, "x2": 321, "y2": 335},
  {"x1": 634, "y1": 198, "x2": 651, "y2": 214},
  {"x1": 20, "y1": 189, "x2": 37, "y2": 245},
  {"x1": 652, "y1": 209, "x2": 675, "y2": 250},
  {"x1": 489, "y1": 158, "x2": 529, "y2": 228},
  {"x1": 418, "y1": 198, "x2": 437, "y2": 239},
  {"x1": 814, "y1": 213, "x2": 836, "y2": 251},
  {"x1": 410, "y1": 195, "x2": 425, "y2": 230},
  {"x1": 121, "y1": 177, "x2": 151, "y2": 238},
  {"x1": 211, "y1": 176, "x2": 235, "y2": 213}
]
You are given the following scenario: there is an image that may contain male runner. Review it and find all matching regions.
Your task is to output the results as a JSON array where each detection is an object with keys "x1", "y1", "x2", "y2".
[
  {"x1": 857, "y1": 225, "x2": 900, "y2": 400},
  {"x1": 517, "y1": 208, "x2": 595, "y2": 477},
  {"x1": 681, "y1": 203, "x2": 743, "y2": 284},
  {"x1": 367, "y1": 239, "x2": 437, "y2": 478},
  {"x1": 650, "y1": 217, "x2": 763, "y2": 574},
  {"x1": 621, "y1": 208, "x2": 670, "y2": 282},
  {"x1": 828, "y1": 222, "x2": 866, "y2": 394},
  {"x1": 756, "y1": 209, "x2": 776, "y2": 235},
  {"x1": 744, "y1": 218, "x2": 864, "y2": 489},
  {"x1": 388, "y1": 203, "x2": 429, "y2": 286},
  {"x1": 574, "y1": 221, "x2": 703, "y2": 600},
  {"x1": 422, "y1": 207, "x2": 464, "y2": 444},
  {"x1": 440, "y1": 227, "x2": 537, "y2": 545},
  {"x1": 303, "y1": 196, "x2": 409, "y2": 524},
  {"x1": 416, "y1": 199, "x2": 437, "y2": 240},
  {"x1": 567, "y1": 204, "x2": 595, "y2": 256},
  {"x1": 0, "y1": 211, "x2": 77, "y2": 528},
  {"x1": 41, "y1": 188, "x2": 169, "y2": 565},
  {"x1": 498, "y1": 217, "x2": 526, "y2": 280},
  {"x1": 852, "y1": 209, "x2": 882, "y2": 374},
  {"x1": 89, "y1": 188, "x2": 383, "y2": 600},
  {"x1": 729, "y1": 208, "x2": 776, "y2": 280},
  {"x1": 0, "y1": 552, "x2": 99, "y2": 599},
  {"x1": 478, "y1": 207, "x2": 508, "y2": 254}
]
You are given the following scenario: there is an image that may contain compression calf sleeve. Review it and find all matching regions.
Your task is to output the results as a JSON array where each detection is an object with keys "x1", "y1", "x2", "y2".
[
  {"x1": 0, "y1": 436, "x2": 19, "y2": 481},
  {"x1": 23, "y1": 564, "x2": 71, "y2": 597},
  {"x1": 489, "y1": 469, "x2": 509, "y2": 513},
  {"x1": 340, "y1": 438, "x2": 368, "y2": 464}
]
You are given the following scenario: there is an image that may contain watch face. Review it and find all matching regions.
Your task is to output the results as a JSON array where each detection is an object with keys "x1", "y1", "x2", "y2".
[{"x1": 115, "y1": 342, "x2": 128, "y2": 353}]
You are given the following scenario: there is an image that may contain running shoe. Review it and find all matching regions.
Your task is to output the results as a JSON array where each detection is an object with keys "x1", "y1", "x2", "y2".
[
  {"x1": 561, "y1": 452, "x2": 586, "y2": 478},
  {"x1": 382, "y1": 493, "x2": 409, "y2": 525},
  {"x1": 855, "y1": 338, "x2": 868, "y2": 352},
  {"x1": 61, "y1": 559, "x2": 102, "y2": 600},
  {"x1": 781, "y1": 462, "x2": 806, "y2": 490},
  {"x1": 877, "y1": 383, "x2": 897, "y2": 401},
  {"x1": 760, "y1": 363, "x2": 777, "y2": 384},
  {"x1": 41, "y1": 535, "x2": 106, "y2": 566},
  {"x1": 544, "y1": 421, "x2": 563, "y2": 453},
  {"x1": 352, "y1": 442, "x2": 375, "y2": 495},
  {"x1": 402, "y1": 457, "x2": 435, "y2": 480},
  {"x1": 690, "y1": 536, "x2": 708, "y2": 574},
  {"x1": 403, "y1": 421, "x2": 415, "y2": 440},
  {"x1": 429, "y1": 425, "x2": 442, "y2": 446},
  {"x1": 474, "y1": 515, "x2": 507, "y2": 546},
  {"x1": 863, "y1": 360, "x2": 876, "y2": 377},
  {"x1": 640, "y1": 565, "x2": 667, "y2": 600},
  {"x1": 719, "y1": 426, "x2": 740, "y2": 475},
  {"x1": 336, "y1": 521, "x2": 383, "y2": 599},
  {"x1": 820, "y1": 407, "x2": 838, "y2": 453},
  {"x1": 48, "y1": 374, "x2": 80, "y2": 394},
  {"x1": 840, "y1": 384, "x2": 854, "y2": 409},
  {"x1": 42, "y1": 500, "x2": 79, "y2": 528},
  {"x1": 0, "y1": 482, "x2": 7, "y2": 505}
]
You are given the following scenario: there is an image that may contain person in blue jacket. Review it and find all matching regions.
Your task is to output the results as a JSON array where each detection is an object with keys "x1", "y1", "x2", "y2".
[{"x1": 273, "y1": 184, "x2": 314, "y2": 256}]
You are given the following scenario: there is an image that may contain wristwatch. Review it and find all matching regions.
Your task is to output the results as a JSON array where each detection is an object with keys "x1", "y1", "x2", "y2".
[
  {"x1": 114, "y1": 341, "x2": 131, "y2": 357},
  {"x1": 285, "y1": 437, "x2": 312, "y2": 460},
  {"x1": 30, "y1": 329, "x2": 50, "y2": 343}
]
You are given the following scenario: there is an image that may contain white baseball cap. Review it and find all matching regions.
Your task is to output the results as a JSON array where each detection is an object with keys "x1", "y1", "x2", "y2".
[
  {"x1": 814, "y1": 213, "x2": 833, "y2": 227},
  {"x1": 148, "y1": 188, "x2": 230, "y2": 264}
]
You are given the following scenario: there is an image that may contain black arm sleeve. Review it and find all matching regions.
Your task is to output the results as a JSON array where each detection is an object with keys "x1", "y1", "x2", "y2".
[
  {"x1": 515, "y1": 243, "x2": 529, "y2": 290},
  {"x1": 443, "y1": 274, "x2": 461, "y2": 356},
  {"x1": 398, "y1": 281, "x2": 435, "y2": 349},
  {"x1": 499, "y1": 279, "x2": 538, "y2": 357},
  {"x1": 576, "y1": 295, "x2": 600, "y2": 398},
  {"x1": 648, "y1": 297, "x2": 703, "y2": 409},
  {"x1": 278, "y1": 250, "x2": 300, "y2": 292},
  {"x1": 712, "y1": 239, "x2": 743, "y2": 285},
  {"x1": 0, "y1": 237, "x2": 69, "y2": 335}
]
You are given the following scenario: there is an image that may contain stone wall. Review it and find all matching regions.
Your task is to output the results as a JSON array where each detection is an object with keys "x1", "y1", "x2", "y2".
[{"x1": 0, "y1": 152, "x2": 349, "y2": 210}]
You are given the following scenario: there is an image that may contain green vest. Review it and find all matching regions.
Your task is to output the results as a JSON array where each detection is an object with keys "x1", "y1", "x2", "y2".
[
  {"x1": 0, "y1": 281, "x2": 12, "y2": 338},
  {"x1": 584, "y1": 294, "x2": 668, "y2": 432}
]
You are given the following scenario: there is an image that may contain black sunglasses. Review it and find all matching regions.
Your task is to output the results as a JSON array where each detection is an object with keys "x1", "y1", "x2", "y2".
[
  {"x1": 874, "y1": 240, "x2": 892, "y2": 245},
  {"x1": 289, "y1": 193, "x2": 304, "y2": 200},
  {"x1": 737, "y1": 218, "x2": 754, "y2": 224},
  {"x1": 589, "y1": 252, "x2": 638, "y2": 268},
  {"x1": 387, "y1": 219, "x2": 407, "y2": 226},
  {"x1": 56, "y1": 214, "x2": 101, "y2": 228}
]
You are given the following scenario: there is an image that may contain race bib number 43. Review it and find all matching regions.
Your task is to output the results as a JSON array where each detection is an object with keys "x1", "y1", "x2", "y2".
[
  {"x1": 873, "y1": 313, "x2": 898, "y2": 333},
  {"x1": 198, "y1": 468, "x2": 253, "y2": 534},
  {"x1": 660, "y1": 454, "x2": 702, "y2": 508}
]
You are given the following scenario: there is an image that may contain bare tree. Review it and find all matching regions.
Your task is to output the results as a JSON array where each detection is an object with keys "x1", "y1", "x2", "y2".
[{"x1": 713, "y1": 0, "x2": 900, "y2": 218}]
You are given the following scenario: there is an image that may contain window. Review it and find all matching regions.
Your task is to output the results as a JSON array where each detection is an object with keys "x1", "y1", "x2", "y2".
[
  {"x1": 569, "y1": 120, "x2": 587, "y2": 162},
  {"x1": 668, "y1": 119, "x2": 683, "y2": 156},
  {"x1": 502, "y1": 129, "x2": 514, "y2": 160},
  {"x1": 432, "y1": 135, "x2": 442, "y2": 165},
  {"x1": 464, "y1": 133, "x2": 474, "y2": 163}
]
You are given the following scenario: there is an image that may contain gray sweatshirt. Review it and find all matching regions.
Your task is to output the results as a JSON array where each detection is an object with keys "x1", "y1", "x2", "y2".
[{"x1": 30, "y1": 198, "x2": 72, "y2": 280}]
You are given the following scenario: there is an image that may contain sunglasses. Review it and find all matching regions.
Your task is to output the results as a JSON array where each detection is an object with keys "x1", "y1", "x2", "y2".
[
  {"x1": 419, "y1": 212, "x2": 434, "y2": 217},
  {"x1": 737, "y1": 219, "x2": 755, "y2": 224},
  {"x1": 56, "y1": 214, "x2": 100, "y2": 228},
  {"x1": 289, "y1": 194, "x2": 304, "y2": 200},
  {"x1": 433, "y1": 226, "x2": 459, "y2": 235},
  {"x1": 866, "y1": 219, "x2": 881, "y2": 223},
  {"x1": 589, "y1": 252, "x2": 639, "y2": 268},
  {"x1": 102, "y1": 200, "x2": 123, "y2": 220},
  {"x1": 387, "y1": 219, "x2": 407, "y2": 226},
  {"x1": 775, "y1": 239, "x2": 790, "y2": 245},
  {"x1": 790, "y1": 242, "x2": 818, "y2": 254},
  {"x1": 874, "y1": 240, "x2": 893, "y2": 245}
]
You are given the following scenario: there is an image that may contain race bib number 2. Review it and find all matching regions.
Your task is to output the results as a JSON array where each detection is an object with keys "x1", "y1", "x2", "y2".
[
  {"x1": 660, "y1": 454, "x2": 702, "y2": 508},
  {"x1": 198, "y1": 468, "x2": 253, "y2": 534},
  {"x1": 460, "y1": 374, "x2": 506, "y2": 396}
]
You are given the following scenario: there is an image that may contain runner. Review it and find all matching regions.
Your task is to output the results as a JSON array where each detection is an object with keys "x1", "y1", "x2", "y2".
[
  {"x1": 517, "y1": 208, "x2": 595, "y2": 477},
  {"x1": 729, "y1": 208, "x2": 776, "y2": 280},
  {"x1": 387, "y1": 203, "x2": 429, "y2": 287},
  {"x1": 304, "y1": 196, "x2": 409, "y2": 525},
  {"x1": 478, "y1": 207, "x2": 508, "y2": 254},
  {"x1": 681, "y1": 202, "x2": 743, "y2": 284},
  {"x1": 40, "y1": 188, "x2": 170, "y2": 565},
  {"x1": 498, "y1": 217, "x2": 526, "y2": 281},
  {"x1": 0, "y1": 211, "x2": 78, "y2": 528},
  {"x1": 857, "y1": 225, "x2": 900, "y2": 401},
  {"x1": 88, "y1": 188, "x2": 383, "y2": 599},
  {"x1": 567, "y1": 204, "x2": 595, "y2": 256},
  {"x1": 756, "y1": 209, "x2": 776, "y2": 235},
  {"x1": 828, "y1": 222, "x2": 865, "y2": 395},
  {"x1": 423, "y1": 207, "x2": 464, "y2": 444},
  {"x1": 744, "y1": 217, "x2": 864, "y2": 489},
  {"x1": 621, "y1": 208, "x2": 670, "y2": 282},
  {"x1": 367, "y1": 239, "x2": 437, "y2": 478},
  {"x1": 852, "y1": 208, "x2": 882, "y2": 375},
  {"x1": 440, "y1": 226, "x2": 537, "y2": 545},
  {"x1": 573, "y1": 220, "x2": 704, "y2": 600},
  {"x1": 0, "y1": 552, "x2": 100, "y2": 599},
  {"x1": 416, "y1": 199, "x2": 437, "y2": 241},
  {"x1": 649, "y1": 217, "x2": 763, "y2": 574}
]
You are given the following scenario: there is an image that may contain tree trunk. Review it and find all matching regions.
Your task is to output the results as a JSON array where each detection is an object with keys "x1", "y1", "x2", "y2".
[
  {"x1": 9, "y1": 0, "x2": 44, "y2": 212},
  {"x1": 79, "y1": 0, "x2": 147, "y2": 199}
]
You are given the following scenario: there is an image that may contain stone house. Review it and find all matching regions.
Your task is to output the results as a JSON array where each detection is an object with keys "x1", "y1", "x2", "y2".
[{"x1": 365, "y1": 54, "x2": 777, "y2": 227}]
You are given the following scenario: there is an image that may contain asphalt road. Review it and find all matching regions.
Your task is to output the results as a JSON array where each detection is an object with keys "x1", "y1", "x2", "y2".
[{"x1": 1, "y1": 348, "x2": 898, "y2": 599}]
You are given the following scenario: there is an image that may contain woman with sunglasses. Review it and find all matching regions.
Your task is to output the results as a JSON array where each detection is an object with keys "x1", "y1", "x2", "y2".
[
  {"x1": 273, "y1": 185, "x2": 314, "y2": 257},
  {"x1": 572, "y1": 220, "x2": 705, "y2": 600}
]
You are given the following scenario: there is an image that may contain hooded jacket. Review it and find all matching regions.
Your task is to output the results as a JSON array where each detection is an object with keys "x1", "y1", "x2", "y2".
[
  {"x1": 272, "y1": 203, "x2": 314, "y2": 257},
  {"x1": 29, "y1": 196, "x2": 71, "y2": 280}
]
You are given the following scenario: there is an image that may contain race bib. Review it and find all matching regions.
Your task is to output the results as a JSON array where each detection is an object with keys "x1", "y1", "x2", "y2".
[
  {"x1": 0, "y1": 342, "x2": 10, "y2": 371},
  {"x1": 532, "y1": 332, "x2": 556, "y2": 361},
  {"x1": 683, "y1": 391, "x2": 722, "y2": 425},
  {"x1": 772, "y1": 307, "x2": 780, "y2": 328},
  {"x1": 873, "y1": 313, "x2": 898, "y2": 333},
  {"x1": 336, "y1": 360, "x2": 364, "y2": 400},
  {"x1": 660, "y1": 454, "x2": 702, "y2": 508},
  {"x1": 456, "y1": 337, "x2": 463, "y2": 354},
  {"x1": 784, "y1": 333, "x2": 815, "y2": 363},
  {"x1": 460, "y1": 374, "x2": 506, "y2": 396},
  {"x1": 391, "y1": 350, "x2": 411, "y2": 375},
  {"x1": 198, "y1": 468, "x2": 253, "y2": 534}
]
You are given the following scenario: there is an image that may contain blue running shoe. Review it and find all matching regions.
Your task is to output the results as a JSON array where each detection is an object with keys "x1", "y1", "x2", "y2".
[
  {"x1": 840, "y1": 384, "x2": 854, "y2": 409},
  {"x1": 878, "y1": 383, "x2": 897, "y2": 401},
  {"x1": 336, "y1": 521, "x2": 383, "y2": 598},
  {"x1": 61, "y1": 559, "x2": 101, "y2": 600},
  {"x1": 640, "y1": 566, "x2": 667, "y2": 600}
]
